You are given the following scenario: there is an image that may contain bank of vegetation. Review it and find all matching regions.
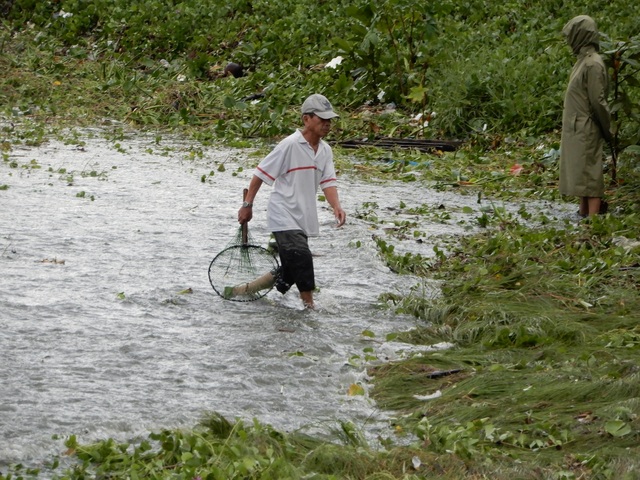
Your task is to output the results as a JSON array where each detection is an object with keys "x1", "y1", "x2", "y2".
[{"x1": 1, "y1": 0, "x2": 639, "y2": 478}]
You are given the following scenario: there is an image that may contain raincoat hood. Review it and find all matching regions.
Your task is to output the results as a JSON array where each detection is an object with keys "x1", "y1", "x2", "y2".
[{"x1": 563, "y1": 15, "x2": 600, "y2": 55}]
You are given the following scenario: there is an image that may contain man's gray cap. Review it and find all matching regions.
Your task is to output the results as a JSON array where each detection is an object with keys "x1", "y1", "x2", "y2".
[{"x1": 301, "y1": 94, "x2": 339, "y2": 119}]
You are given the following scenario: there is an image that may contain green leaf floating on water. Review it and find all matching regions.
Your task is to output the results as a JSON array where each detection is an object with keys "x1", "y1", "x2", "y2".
[{"x1": 348, "y1": 384, "x2": 365, "y2": 396}]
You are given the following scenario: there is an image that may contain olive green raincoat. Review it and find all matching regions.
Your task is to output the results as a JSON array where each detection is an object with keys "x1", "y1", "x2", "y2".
[{"x1": 559, "y1": 15, "x2": 611, "y2": 198}]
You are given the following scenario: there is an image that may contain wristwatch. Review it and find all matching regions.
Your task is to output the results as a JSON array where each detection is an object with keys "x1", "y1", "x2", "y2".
[{"x1": 242, "y1": 201, "x2": 253, "y2": 208}]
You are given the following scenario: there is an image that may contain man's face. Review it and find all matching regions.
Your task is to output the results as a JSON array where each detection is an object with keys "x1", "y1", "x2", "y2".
[{"x1": 304, "y1": 113, "x2": 332, "y2": 138}]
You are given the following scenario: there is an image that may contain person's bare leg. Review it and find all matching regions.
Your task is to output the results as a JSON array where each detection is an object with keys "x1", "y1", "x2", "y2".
[
  {"x1": 579, "y1": 197, "x2": 589, "y2": 217},
  {"x1": 587, "y1": 197, "x2": 601, "y2": 216},
  {"x1": 300, "y1": 291, "x2": 314, "y2": 309}
]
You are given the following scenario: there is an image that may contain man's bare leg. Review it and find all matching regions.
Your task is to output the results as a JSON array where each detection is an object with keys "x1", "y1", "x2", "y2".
[{"x1": 300, "y1": 291, "x2": 314, "y2": 309}]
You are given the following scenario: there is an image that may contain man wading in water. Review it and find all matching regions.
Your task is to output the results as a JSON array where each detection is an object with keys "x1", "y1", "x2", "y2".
[{"x1": 236, "y1": 94, "x2": 346, "y2": 309}]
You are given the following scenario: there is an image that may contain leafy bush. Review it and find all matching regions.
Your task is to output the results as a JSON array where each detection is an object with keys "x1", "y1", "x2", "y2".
[{"x1": 5, "y1": 0, "x2": 639, "y2": 145}]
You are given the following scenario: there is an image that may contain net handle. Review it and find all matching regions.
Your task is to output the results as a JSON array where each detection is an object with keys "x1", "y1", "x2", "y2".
[{"x1": 242, "y1": 188, "x2": 249, "y2": 246}]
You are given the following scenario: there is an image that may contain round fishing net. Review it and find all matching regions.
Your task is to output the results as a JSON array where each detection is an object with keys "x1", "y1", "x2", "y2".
[{"x1": 208, "y1": 224, "x2": 279, "y2": 302}]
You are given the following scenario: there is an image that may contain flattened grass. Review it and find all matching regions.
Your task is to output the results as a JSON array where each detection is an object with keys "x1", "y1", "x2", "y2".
[{"x1": 370, "y1": 210, "x2": 640, "y2": 477}]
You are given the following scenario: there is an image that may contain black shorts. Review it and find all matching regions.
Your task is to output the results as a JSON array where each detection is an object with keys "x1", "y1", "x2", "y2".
[{"x1": 273, "y1": 230, "x2": 315, "y2": 293}]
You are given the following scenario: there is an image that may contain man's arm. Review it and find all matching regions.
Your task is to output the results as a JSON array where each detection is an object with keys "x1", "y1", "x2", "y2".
[
  {"x1": 238, "y1": 175, "x2": 264, "y2": 224},
  {"x1": 323, "y1": 186, "x2": 346, "y2": 227}
]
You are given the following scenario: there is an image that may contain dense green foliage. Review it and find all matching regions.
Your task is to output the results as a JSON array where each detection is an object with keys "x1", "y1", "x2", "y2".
[{"x1": 2, "y1": 0, "x2": 639, "y2": 144}]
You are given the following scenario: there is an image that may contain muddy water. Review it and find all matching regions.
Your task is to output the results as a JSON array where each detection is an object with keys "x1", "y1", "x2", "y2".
[{"x1": 0, "y1": 128, "x2": 572, "y2": 468}]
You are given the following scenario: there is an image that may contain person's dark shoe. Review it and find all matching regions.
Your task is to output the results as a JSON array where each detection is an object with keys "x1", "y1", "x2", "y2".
[{"x1": 599, "y1": 200, "x2": 608, "y2": 215}]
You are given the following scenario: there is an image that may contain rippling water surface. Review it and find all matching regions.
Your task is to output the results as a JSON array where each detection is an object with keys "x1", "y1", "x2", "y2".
[{"x1": 0, "y1": 129, "x2": 572, "y2": 469}]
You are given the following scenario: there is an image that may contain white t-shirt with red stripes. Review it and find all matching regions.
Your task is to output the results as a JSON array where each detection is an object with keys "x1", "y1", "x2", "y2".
[{"x1": 254, "y1": 129, "x2": 338, "y2": 237}]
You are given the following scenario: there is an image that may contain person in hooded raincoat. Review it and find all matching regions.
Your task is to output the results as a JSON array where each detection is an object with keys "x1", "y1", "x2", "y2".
[{"x1": 559, "y1": 15, "x2": 612, "y2": 217}]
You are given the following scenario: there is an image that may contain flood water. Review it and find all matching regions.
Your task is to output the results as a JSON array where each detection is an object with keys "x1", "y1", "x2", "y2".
[{"x1": 0, "y1": 128, "x2": 573, "y2": 470}]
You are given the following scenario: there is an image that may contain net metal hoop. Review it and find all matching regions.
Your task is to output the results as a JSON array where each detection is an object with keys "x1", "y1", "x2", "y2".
[{"x1": 208, "y1": 244, "x2": 279, "y2": 302}]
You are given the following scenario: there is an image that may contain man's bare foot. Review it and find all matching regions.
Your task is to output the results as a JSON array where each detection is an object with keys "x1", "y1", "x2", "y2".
[{"x1": 300, "y1": 291, "x2": 314, "y2": 309}]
